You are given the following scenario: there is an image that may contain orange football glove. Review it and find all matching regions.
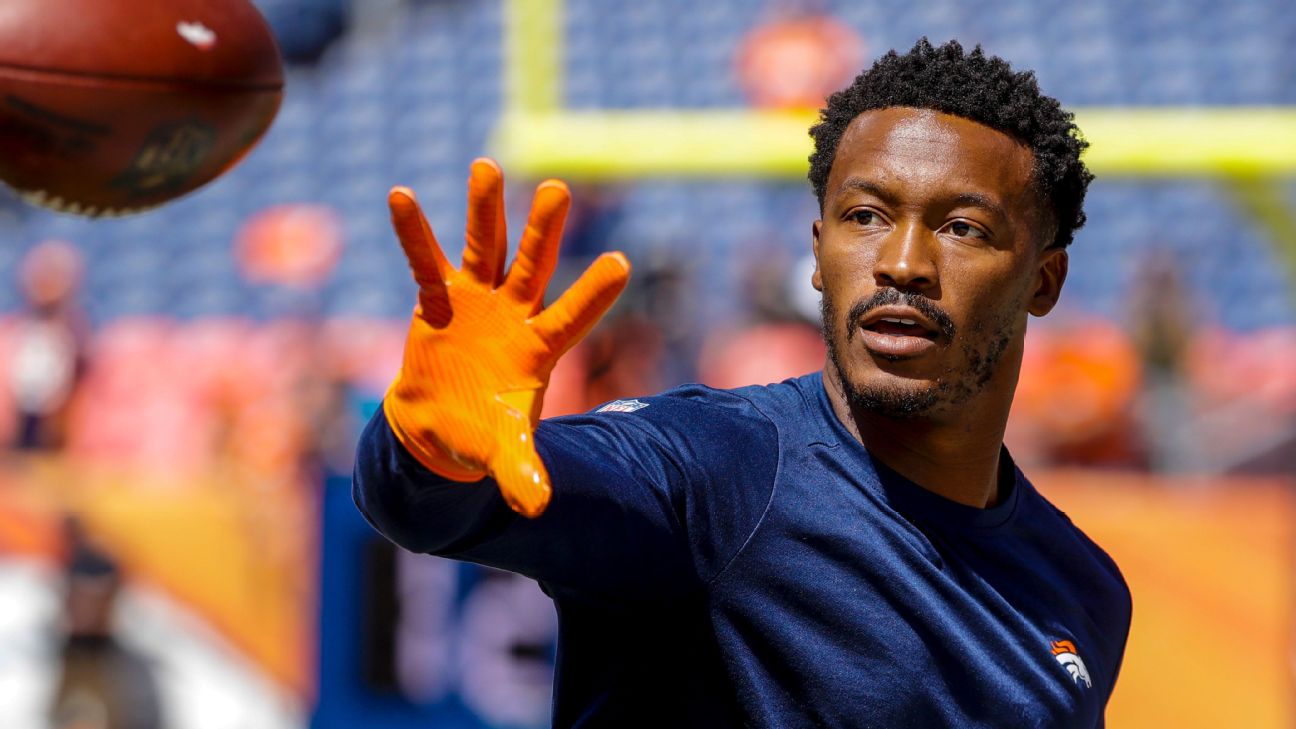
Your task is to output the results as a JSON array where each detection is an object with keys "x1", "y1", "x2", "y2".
[{"x1": 383, "y1": 158, "x2": 630, "y2": 518}]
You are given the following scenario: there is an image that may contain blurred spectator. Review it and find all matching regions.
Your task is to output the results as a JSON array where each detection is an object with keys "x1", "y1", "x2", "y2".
[
  {"x1": 1012, "y1": 320, "x2": 1143, "y2": 468},
  {"x1": 735, "y1": 4, "x2": 864, "y2": 110},
  {"x1": 232, "y1": 203, "x2": 349, "y2": 476},
  {"x1": 699, "y1": 244, "x2": 825, "y2": 389},
  {"x1": 625, "y1": 254, "x2": 701, "y2": 386},
  {"x1": 699, "y1": 322, "x2": 825, "y2": 389},
  {"x1": 293, "y1": 335, "x2": 361, "y2": 477},
  {"x1": 740, "y1": 244, "x2": 809, "y2": 325},
  {"x1": 235, "y1": 204, "x2": 343, "y2": 291},
  {"x1": 538, "y1": 247, "x2": 700, "y2": 412},
  {"x1": 582, "y1": 312, "x2": 668, "y2": 407},
  {"x1": 49, "y1": 521, "x2": 164, "y2": 729},
  {"x1": 7, "y1": 241, "x2": 89, "y2": 451},
  {"x1": 579, "y1": 253, "x2": 703, "y2": 407},
  {"x1": 1129, "y1": 250, "x2": 1199, "y2": 472},
  {"x1": 1184, "y1": 327, "x2": 1296, "y2": 474}
]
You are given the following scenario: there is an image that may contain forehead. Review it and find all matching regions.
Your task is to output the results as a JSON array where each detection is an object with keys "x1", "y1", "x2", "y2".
[{"x1": 825, "y1": 107, "x2": 1037, "y2": 212}]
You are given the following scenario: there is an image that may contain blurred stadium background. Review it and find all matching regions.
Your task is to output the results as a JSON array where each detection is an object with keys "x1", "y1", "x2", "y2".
[{"x1": 0, "y1": 0, "x2": 1293, "y2": 727}]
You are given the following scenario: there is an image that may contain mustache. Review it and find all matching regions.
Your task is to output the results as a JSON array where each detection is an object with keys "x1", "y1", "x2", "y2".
[{"x1": 845, "y1": 289, "x2": 956, "y2": 341}]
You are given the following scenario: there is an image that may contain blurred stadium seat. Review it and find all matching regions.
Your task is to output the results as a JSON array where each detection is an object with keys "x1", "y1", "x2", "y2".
[{"x1": 0, "y1": 0, "x2": 1286, "y2": 331}]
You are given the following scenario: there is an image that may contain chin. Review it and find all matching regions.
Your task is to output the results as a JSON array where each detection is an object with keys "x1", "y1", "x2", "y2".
[{"x1": 840, "y1": 369, "x2": 948, "y2": 419}]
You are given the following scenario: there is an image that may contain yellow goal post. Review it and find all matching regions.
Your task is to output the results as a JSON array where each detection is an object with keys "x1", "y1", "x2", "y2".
[{"x1": 490, "y1": 0, "x2": 1296, "y2": 276}]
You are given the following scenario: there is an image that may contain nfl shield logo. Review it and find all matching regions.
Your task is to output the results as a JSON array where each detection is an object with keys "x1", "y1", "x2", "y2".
[{"x1": 596, "y1": 399, "x2": 649, "y2": 413}]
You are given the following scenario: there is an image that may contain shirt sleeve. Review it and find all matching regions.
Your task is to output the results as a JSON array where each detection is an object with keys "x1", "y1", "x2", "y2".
[{"x1": 352, "y1": 385, "x2": 780, "y2": 605}]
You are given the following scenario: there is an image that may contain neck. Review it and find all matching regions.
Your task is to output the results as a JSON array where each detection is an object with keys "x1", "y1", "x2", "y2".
[{"x1": 822, "y1": 363, "x2": 1014, "y2": 509}]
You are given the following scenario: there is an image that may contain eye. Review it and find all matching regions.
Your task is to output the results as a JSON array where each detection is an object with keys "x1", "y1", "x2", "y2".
[
  {"x1": 945, "y1": 220, "x2": 987, "y2": 239},
  {"x1": 848, "y1": 209, "x2": 885, "y2": 227}
]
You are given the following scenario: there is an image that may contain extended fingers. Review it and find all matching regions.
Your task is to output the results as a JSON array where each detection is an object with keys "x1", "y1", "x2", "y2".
[
  {"x1": 390, "y1": 186, "x2": 451, "y2": 283},
  {"x1": 463, "y1": 158, "x2": 507, "y2": 286},
  {"x1": 389, "y1": 187, "x2": 452, "y2": 323},
  {"x1": 503, "y1": 179, "x2": 571, "y2": 312},
  {"x1": 532, "y1": 252, "x2": 631, "y2": 353}
]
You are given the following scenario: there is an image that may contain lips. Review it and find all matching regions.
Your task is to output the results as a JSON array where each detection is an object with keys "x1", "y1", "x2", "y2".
[{"x1": 856, "y1": 305, "x2": 942, "y2": 358}]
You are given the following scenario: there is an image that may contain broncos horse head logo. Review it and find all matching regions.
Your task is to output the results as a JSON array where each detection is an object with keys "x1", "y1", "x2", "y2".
[{"x1": 1050, "y1": 639, "x2": 1092, "y2": 689}]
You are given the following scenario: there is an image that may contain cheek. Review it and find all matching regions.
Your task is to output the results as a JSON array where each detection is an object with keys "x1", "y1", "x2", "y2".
[
  {"x1": 819, "y1": 246, "x2": 872, "y2": 301},
  {"x1": 954, "y1": 263, "x2": 1033, "y2": 332},
  {"x1": 821, "y1": 277, "x2": 861, "y2": 339}
]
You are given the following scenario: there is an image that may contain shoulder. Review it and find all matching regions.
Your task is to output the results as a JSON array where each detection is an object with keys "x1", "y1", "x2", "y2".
[
  {"x1": 1017, "y1": 482, "x2": 1133, "y2": 656},
  {"x1": 539, "y1": 378, "x2": 819, "y2": 582},
  {"x1": 643, "y1": 373, "x2": 822, "y2": 426},
  {"x1": 556, "y1": 374, "x2": 821, "y2": 446},
  {"x1": 1041, "y1": 493, "x2": 1128, "y2": 602}
]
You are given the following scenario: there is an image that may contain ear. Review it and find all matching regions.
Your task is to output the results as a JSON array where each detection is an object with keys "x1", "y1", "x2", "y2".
[
  {"x1": 811, "y1": 220, "x2": 824, "y2": 292},
  {"x1": 1028, "y1": 247, "x2": 1068, "y2": 317}
]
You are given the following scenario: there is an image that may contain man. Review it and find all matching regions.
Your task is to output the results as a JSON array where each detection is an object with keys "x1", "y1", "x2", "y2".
[
  {"x1": 49, "y1": 527, "x2": 164, "y2": 729},
  {"x1": 9, "y1": 239, "x2": 88, "y2": 451},
  {"x1": 355, "y1": 39, "x2": 1131, "y2": 727}
]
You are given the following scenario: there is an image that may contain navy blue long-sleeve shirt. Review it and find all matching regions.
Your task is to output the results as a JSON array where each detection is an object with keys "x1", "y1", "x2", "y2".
[{"x1": 353, "y1": 372, "x2": 1131, "y2": 728}]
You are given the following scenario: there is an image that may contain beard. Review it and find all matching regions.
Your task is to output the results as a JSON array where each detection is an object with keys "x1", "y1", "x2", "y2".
[{"x1": 819, "y1": 287, "x2": 1016, "y2": 419}]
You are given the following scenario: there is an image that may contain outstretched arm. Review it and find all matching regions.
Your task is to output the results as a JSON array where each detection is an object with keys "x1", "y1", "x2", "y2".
[
  {"x1": 355, "y1": 160, "x2": 706, "y2": 601},
  {"x1": 354, "y1": 404, "x2": 702, "y2": 601},
  {"x1": 381, "y1": 158, "x2": 628, "y2": 517}
]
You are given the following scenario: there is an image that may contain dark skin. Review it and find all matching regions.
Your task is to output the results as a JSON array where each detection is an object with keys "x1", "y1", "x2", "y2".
[{"x1": 812, "y1": 107, "x2": 1069, "y2": 509}]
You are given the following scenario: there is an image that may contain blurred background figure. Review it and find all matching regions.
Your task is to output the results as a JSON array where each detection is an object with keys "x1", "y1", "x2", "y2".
[
  {"x1": 735, "y1": 1, "x2": 865, "y2": 110},
  {"x1": 49, "y1": 520, "x2": 164, "y2": 729},
  {"x1": 699, "y1": 245, "x2": 825, "y2": 390},
  {"x1": 1129, "y1": 249, "x2": 1198, "y2": 472},
  {"x1": 7, "y1": 240, "x2": 88, "y2": 452},
  {"x1": 580, "y1": 255, "x2": 697, "y2": 408},
  {"x1": 1012, "y1": 319, "x2": 1144, "y2": 469}
]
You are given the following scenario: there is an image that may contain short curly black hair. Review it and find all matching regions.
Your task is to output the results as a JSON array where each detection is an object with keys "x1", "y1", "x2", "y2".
[{"x1": 808, "y1": 38, "x2": 1092, "y2": 249}]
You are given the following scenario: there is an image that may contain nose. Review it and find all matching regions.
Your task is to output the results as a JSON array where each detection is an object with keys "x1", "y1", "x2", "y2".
[{"x1": 873, "y1": 221, "x2": 938, "y2": 293}]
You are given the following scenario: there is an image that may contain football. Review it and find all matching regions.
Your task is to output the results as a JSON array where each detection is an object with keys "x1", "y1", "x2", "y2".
[{"x1": 0, "y1": 0, "x2": 284, "y2": 216}]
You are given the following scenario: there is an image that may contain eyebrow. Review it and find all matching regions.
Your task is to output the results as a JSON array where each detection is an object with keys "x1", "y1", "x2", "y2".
[
  {"x1": 836, "y1": 176, "x2": 1010, "y2": 221},
  {"x1": 949, "y1": 192, "x2": 1009, "y2": 222},
  {"x1": 836, "y1": 177, "x2": 896, "y2": 205}
]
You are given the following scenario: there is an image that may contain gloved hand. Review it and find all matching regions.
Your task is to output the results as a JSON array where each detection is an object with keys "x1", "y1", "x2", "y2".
[{"x1": 383, "y1": 158, "x2": 630, "y2": 517}]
